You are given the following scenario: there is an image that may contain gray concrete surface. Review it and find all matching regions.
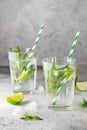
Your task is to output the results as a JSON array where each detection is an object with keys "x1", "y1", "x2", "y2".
[
  {"x1": 0, "y1": 67, "x2": 87, "y2": 130},
  {"x1": 0, "y1": 0, "x2": 87, "y2": 66}
]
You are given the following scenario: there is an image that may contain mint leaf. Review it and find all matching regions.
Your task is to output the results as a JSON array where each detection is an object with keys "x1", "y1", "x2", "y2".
[
  {"x1": 32, "y1": 115, "x2": 43, "y2": 120},
  {"x1": 22, "y1": 52, "x2": 28, "y2": 59},
  {"x1": 75, "y1": 75, "x2": 78, "y2": 86},
  {"x1": 82, "y1": 99, "x2": 87, "y2": 108},
  {"x1": 52, "y1": 57, "x2": 56, "y2": 70},
  {"x1": 9, "y1": 45, "x2": 21, "y2": 53},
  {"x1": 9, "y1": 48, "x2": 14, "y2": 52},
  {"x1": 16, "y1": 45, "x2": 21, "y2": 53},
  {"x1": 20, "y1": 114, "x2": 32, "y2": 121},
  {"x1": 56, "y1": 64, "x2": 68, "y2": 71},
  {"x1": 46, "y1": 57, "x2": 62, "y2": 94},
  {"x1": 20, "y1": 114, "x2": 43, "y2": 121}
]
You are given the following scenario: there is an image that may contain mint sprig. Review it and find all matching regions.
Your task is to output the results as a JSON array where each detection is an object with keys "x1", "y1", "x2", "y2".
[
  {"x1": 9, "y1": 45, "x2": 21, "y2": 53},
  {"x1": 9, "y1": 45, "x2": 35, "y2": 84},
  {"x1": 9, "y1": 47, "x2": 14, "y2": 52},
  {"x1": 20, "y1": 114, "x2": 43, "y2": 121},
  {"x1": 82, "y1": 99, "x2": 87, "y2": 108},
  {"x1": 46, "y1": 57, "x2": 75, "y2": 95},
  {"x1": 16, "y1": 45, "x2": 21, "y2": 53}
]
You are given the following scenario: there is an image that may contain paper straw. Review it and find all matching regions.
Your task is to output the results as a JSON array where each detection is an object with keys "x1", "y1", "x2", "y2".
[
  {"x1": 67, "y1": 31, "x2": 80, "y2": 63},
  {"x1": 51, "y1": 73, "x2": 67, "y2": 106},
  {"x1": 52, "y1": 31, "x2": 80, "y2": 106},
  {"x1": 28, "y1": 25, "x2": 44, "y2": 59}
]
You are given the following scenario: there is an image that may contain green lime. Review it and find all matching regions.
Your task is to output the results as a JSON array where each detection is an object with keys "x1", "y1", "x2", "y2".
[
  {"x1": 66, "y1": 68, "x2": 75, "y2": 80},
  {"x1": 76, "y1": 82, "x2": 87, "y2": 91},
  {"x1": 6, "y1": 93, "x2": 24, "y2": 105},
  {"x1": 18, "y1": 68, "x2": 34, "y2": 82}
]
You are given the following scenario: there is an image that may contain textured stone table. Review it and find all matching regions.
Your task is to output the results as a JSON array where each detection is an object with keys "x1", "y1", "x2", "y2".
[{"x1": 0, "y1": 65, "x2": 87, "y2": 130}]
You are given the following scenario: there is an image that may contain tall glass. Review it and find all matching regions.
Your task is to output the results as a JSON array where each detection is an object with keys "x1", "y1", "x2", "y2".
[
  {"x1": 43, "y1": 57, "x2": 76, "y2": 108},
  {"x1": 8, "y1": 51, "x2": 37, "y2": 94}
]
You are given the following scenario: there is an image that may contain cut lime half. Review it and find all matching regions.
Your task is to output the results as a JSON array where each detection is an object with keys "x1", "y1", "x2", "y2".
[
  {"x1": 6, "y1": 93, "x2": 24, "y2": 105},
  {"x1": 76, "y1": 82, "x2": 87, "y2": 91}
]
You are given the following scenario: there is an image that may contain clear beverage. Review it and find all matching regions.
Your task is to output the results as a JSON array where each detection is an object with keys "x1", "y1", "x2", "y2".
[
  {"x1": 43, "y1": 57, "x2": 76, "y2": 107},
  {"x1": 8, "y1": 52, "x2": 37, "y2": 94}
]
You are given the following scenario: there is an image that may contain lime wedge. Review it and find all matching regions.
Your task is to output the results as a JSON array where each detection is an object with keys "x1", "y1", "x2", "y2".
[
  {"x1": 76, "y1": 82, "x2": 87, "y2": 91},
  {"x1": 6, "y1": 93, "x2": 24, "y2": 105},
  {"x1": 66, "y1": 68, "x2": 75, "y2": 80},
  {"x1": 18, "y1": 68, "x2": 34, "y2": 82}
]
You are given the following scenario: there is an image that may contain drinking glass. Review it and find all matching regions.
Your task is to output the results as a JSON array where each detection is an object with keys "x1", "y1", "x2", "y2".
[
  {"x1": 43, "y1": 57, "x2": 76, "y2": 108},
  {"x1": 8, "y1": 51, "x2": 37, "y2": 94}
]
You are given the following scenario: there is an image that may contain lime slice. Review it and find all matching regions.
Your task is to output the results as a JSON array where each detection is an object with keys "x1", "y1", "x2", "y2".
[
  {"x1": 18, "y1": 68, "x2": 34, "y2": 82},
  {"x1": 66, "y1": 68, "x2": 75, "y2": 80},
  {"x1": 6, "y1": 93, "x2": 24, "y2": 105},
  {"x1": 76, "y1": 82, "x2": 87, "y2": 91}
]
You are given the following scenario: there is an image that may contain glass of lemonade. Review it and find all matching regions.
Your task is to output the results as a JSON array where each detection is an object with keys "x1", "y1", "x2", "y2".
[
  {"x1": 43, "y1": 57, "x2": 76, "y2": 108},
  {"x1": 8, "y1": 50, "x2": 37, "y2": 94}
]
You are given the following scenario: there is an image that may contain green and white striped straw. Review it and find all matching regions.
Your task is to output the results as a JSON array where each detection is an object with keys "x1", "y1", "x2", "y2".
[
  {"x1": 67, "y1": 31, "x2": 80, "y2": 64},
  {"x1": 51, "y1": 72, "x2": 67, "y2": 106},
  {"x1": 52, "y1": 31, "x2": 80, "y2": 106},
  {"x1": 28, "y1": 25, "x2": 44, "y2": 59}
]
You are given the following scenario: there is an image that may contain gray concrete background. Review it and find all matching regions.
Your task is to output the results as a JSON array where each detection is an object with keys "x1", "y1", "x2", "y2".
[{"x1": 0, "y1": 0, "x2": 87, "y2": 66}]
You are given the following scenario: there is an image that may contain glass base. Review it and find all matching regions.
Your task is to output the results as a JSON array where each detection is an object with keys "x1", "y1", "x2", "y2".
[
  {"x1": 13, "y1": 90, "x2": 35, "y2": 95},
  {"x1": 48, "y1": 104, "x2": 73, "y2": 111}
]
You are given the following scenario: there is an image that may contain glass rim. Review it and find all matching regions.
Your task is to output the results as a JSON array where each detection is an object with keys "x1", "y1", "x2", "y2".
[
  {"x1": 8, "y1": 50, "x2": 37, "y2": 54},
  {"x1": 43, "y1": 56, "x2": 76, "y2": 63},
  {"x1": 8, "y1": 51, "x2": 37, "y2": 62}
]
